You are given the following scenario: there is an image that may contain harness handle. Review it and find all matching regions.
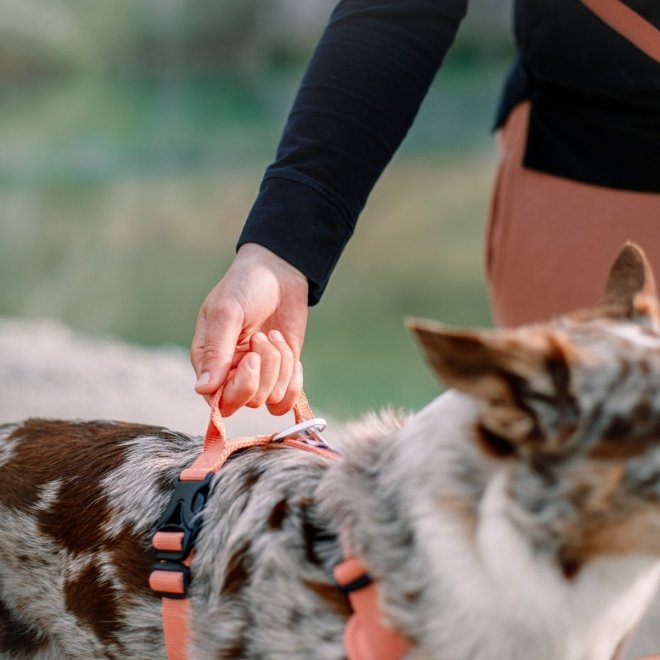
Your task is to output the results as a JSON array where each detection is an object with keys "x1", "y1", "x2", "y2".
[
  {"x1": 179, "y1": 389, "x2": 316, "y2": 481},
  {"x1": 205, "y1": 388, "x2": 315, "y2": 445},
  {"x1": 152, "y1": 387, "x2": 328, "y2": 660}
]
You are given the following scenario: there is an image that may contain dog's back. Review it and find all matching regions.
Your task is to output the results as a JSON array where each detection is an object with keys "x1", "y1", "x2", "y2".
[{"x1": 0, "y1": 420, "x2": 347, "y2": 658}]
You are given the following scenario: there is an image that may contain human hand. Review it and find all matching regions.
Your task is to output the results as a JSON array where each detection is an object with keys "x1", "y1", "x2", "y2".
[{"x1": 191, "y1": 243, "x2": 309, "y2": 417}]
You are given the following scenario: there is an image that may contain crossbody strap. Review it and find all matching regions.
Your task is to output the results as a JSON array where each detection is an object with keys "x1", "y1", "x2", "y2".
[{"x1": 580, "y1": 0, "x2": 660, "y2": 62}]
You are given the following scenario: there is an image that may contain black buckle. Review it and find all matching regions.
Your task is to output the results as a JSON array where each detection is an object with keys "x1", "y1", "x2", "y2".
[
  {"x1": 150, "y1": 561, "x2": 191, "y2": 599},
  {"x1": 153, "y1": 472, "x2": 213, "y2": 561}
]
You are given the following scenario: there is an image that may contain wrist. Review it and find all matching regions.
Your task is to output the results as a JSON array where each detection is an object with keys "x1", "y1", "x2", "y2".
[{"x1": 236, "y1": 243, "x2": 308, "y2": 289}]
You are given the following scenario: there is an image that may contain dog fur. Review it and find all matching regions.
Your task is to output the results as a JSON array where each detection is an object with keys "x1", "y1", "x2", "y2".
[{"x1": 2, "y1": 243, "x2": 660, "y2": 659}]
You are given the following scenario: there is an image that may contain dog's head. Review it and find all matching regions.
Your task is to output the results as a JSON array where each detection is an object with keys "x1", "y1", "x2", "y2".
[{"x1": 409, "y1": 243, "x2": 660, "y2": 571}]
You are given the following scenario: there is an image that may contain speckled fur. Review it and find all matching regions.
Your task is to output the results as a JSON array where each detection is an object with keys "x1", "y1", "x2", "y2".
[
  {"x1": 3, "y1": 244, "x2": 660, "y2": 659},
  {"x1": 0, "y1": 421, "x2": 356, "y2": 659}
]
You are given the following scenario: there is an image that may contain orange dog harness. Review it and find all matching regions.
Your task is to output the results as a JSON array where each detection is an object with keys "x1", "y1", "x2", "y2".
[{"x1": 149, "y1": 391, "x2": 410, "y2": 659}]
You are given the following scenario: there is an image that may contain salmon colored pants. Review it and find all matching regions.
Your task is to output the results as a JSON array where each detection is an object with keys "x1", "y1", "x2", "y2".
[{"x1": 485, "y1": 101, "x2": 660, "y2": 327}]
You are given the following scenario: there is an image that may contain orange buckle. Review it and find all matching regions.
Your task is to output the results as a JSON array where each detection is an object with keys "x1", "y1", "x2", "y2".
[{"x1": 149, "y1": 562, "x2": 191, "y2": 599}]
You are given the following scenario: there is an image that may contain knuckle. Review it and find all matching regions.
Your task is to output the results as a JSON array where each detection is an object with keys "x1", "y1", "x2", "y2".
[
  {"x1": 267, "y1": 400, "x2": 291, "y2": 416},
  {"x1": 266, "y1": 387, "x2": 286, "y2": 406},
  {"x1": 247, "y1": 395, "x2": 267, "y2": 409},
  {"x1": 235, "y1": 378, "x2": 259, "y2": 401},
  {"x1": 211, "y1": 300, "x2": 242, "y2": 321},
  {"x1": 224, "y1": 373, "x2": 258, "y2": 404},
  {"x1": 249, "y1": 386, "x2": 270, "y2": 408},
  {"x1": 201, "y1": 344, "x2": 231, "y2": 366},
  {"x1": 202, "y1": 345, "x2": 221, "y2": 360},
  {"x1": 255, "y1": 341, "x2": 280, "y2": 361},
  {"x1": 277, "y1": 386, "x2": 298, "y2": 412}
]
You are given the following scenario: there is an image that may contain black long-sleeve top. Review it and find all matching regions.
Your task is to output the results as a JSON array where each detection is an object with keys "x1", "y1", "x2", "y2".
[{"x1": 238, "y1": 0, "x2": 660, "y2": 305}]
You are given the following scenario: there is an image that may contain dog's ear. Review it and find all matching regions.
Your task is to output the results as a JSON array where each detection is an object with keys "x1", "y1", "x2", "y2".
[
  {"x1": 598, "y1": 242, "x2": 660, "y2": 325},
  {"x1": 408, "y1": 320, "x2": 578, "y2": 445}
]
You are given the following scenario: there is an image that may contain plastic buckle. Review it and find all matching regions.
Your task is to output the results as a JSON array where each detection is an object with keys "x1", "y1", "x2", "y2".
[
  {"x1": 153, "y1": 472, "x2": 213, "y2": 562},
  {"x1": 149, "y1": 561, "x2": 191, "y2": 599}
]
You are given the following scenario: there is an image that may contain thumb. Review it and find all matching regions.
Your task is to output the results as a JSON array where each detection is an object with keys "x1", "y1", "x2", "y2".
[{"x1": 191, "y1": 307, "x2": 242, "y2": 395}]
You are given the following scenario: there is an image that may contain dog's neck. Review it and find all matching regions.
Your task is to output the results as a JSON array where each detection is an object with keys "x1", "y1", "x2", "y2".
[
  {"x1": 474, "y1": 468, "x2": 660, "y2": 660},
  {"x1": 324, "y1": 390, "x2": 660, "y2": 660}
]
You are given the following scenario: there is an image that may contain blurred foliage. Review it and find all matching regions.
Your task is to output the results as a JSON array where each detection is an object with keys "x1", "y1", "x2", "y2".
[
  {"x1": 0, "y1": 62, "x2": 504, "y2": 416},
  {"x1": 0, "y1": 0, "x2": 513, "y2": 79},
  {"x1": 0, "y1": 0, "x2": 514, "y2": 416},
  {"x1": 0, "y1": 153, "x2": 495, "y2": 416},
  {"x1": 0, "y1": 0, "x2": 325, "y2": 77}
]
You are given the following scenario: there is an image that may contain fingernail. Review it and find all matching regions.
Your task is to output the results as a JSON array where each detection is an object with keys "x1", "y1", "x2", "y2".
[
  {"x1": 253, "y1": 332, "x2": 267, "y2": 342},
  {"x1": 268, "y1": 329, "x2": 284, "y2": 342},
  {"x1": 196, "y1": 372, "x2": 211, "y2": 388}
]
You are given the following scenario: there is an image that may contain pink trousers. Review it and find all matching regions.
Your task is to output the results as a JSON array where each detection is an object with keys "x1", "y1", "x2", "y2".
[{"x1": 486, "y1": 101, "x2": 660, "y2": 327}]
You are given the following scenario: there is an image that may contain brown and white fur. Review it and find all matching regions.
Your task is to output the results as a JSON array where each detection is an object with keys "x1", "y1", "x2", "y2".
[{"x1": 3, "y1": 243, "x2": 660, "y2": 659}]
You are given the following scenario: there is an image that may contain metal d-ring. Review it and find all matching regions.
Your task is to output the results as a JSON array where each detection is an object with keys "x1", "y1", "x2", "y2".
[{"x1": 273, "y1": 417, "x2": 334, "y2": 450}]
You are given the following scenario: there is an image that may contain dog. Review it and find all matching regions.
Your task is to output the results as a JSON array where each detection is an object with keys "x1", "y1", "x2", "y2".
[{"x1": 2, "y1": 243, "x2": 660, "y2": 659}]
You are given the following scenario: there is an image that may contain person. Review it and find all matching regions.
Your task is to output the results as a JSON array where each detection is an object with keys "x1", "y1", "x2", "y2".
[{"x1": 191, "y1": 0, "x2": 660, "y2": 418}]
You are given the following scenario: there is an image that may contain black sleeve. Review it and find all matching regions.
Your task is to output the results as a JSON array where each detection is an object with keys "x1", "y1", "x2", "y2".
[{"x1": 237, "y1": 0, "x2": 469, "y2": 304}]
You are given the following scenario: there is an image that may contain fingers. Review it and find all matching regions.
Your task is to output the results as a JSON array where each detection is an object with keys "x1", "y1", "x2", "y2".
[
  {"x1": 268, "y1": 360, "x2": 303, "y2": 417},
  {"x1": 263, "y1": 329, "x2": 302, "y2": 416},
  {"x1": 219, "y1": 353, "x2": 261, "y2": 417},
  {"x1": 191, "y1": 301, "x2": 243, "y2": 396},
  {"x1": 264, "y1": 330, "x2": 294, "y2": 405},
  {"x1": 219, "y1": 331, "x2": 303, "y2": 417},
  {"x1": 246, "y1": 332, "x2": 281, "y2": 408}
]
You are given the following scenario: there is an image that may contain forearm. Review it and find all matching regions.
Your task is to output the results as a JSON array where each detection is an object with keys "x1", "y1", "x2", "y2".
[{"x1": 239, "y1": 0, "x2": 469, "y2": 303}]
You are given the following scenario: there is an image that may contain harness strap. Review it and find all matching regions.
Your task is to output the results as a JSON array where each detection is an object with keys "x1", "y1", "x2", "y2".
[
  {"x1": 151, "y1": 387, "x2": 409, "y2": 660},
  {"x1": 334, "y1": 556, "x2": 411, "y2": 660},
  {"x1": 150, "y1": 553, "x2": 192, "y2": 660},
  {"x1": 181, "y1": 389, "x2": 316, "y2": 481},
  {"x1": 150, "y1": 388, "x2": 334, "y2": 660},
  {"x1": 580, "y1": 0, "x2": 660, "y2": 62}
]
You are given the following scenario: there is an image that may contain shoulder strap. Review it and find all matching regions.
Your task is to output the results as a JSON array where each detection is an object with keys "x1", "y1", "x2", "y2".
[{"x1": 580, "y1": 0, "x2": 660, "y2": 62}]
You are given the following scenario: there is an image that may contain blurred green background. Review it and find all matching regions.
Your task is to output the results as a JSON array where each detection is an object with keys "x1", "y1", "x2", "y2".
[{"x1": 0, "y1": 0, "x2": 514, "y2": 418}]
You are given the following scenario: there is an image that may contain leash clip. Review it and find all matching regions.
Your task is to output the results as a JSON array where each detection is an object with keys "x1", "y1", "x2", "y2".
[{"x1": 273, "y1": 417, "x2": 335, "y2": 451}]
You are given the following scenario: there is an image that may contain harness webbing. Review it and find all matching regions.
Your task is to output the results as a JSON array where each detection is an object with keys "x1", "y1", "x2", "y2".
[
  {"x1": 149, "y1": 389, "x2": 334, "y2": 660},
  {"x1": 149, "y1": 389, "x2": 411, "y2": 659}
]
